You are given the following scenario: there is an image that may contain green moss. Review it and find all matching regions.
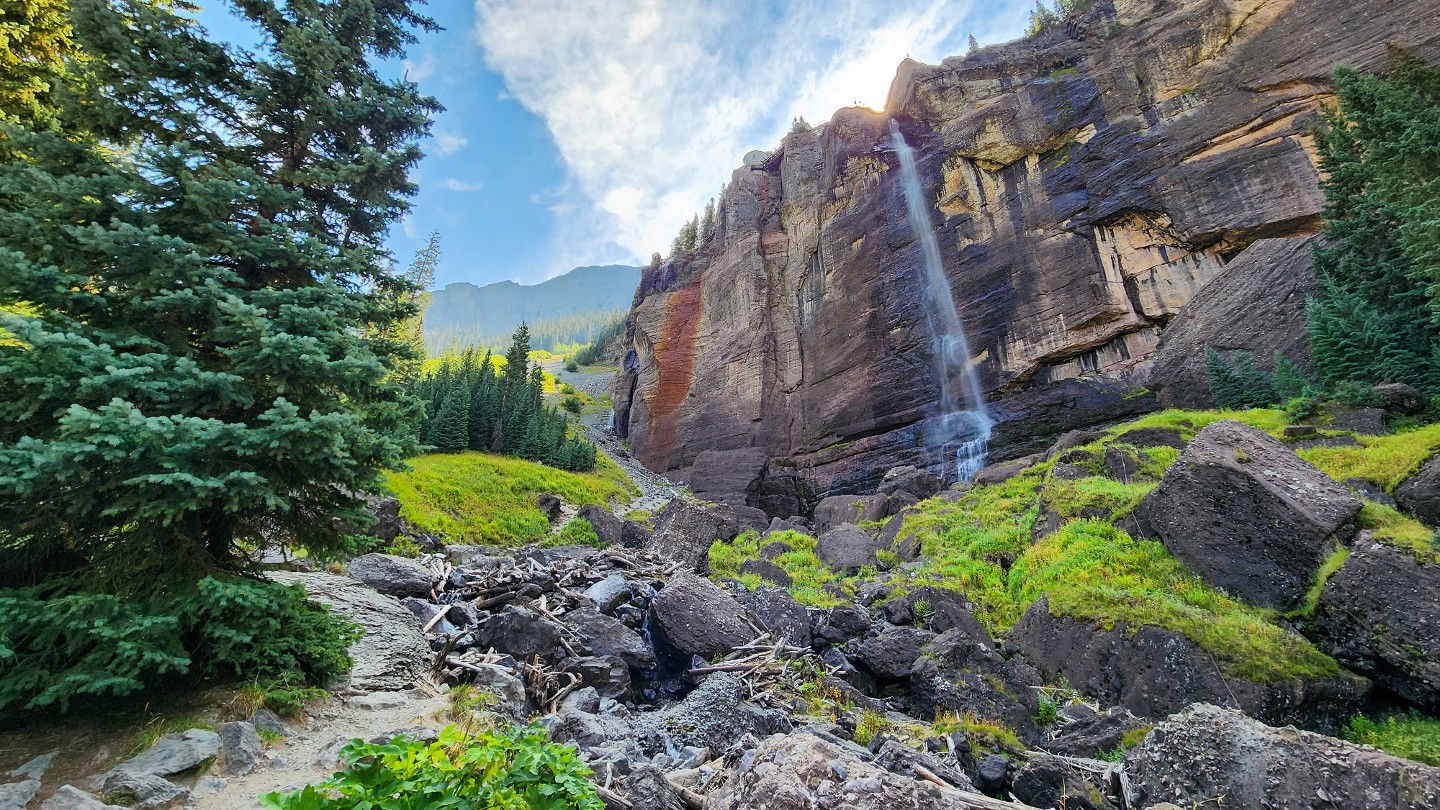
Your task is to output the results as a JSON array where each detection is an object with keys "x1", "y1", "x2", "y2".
[
  {"x1": 931, "y1": 710, "x2": 1024, "y2": 755},
  {"x1": 708, "y1": 529, "x2": 844, "y2": 607},
  {"x1": 1345, "y1": 711, "x2": 1440, "y2": 766},
  {"x1": 1042, "y1": 475, "x2": 1155, "y2": 521},
  {"x1": 385, "y1": 452, "x2": 636, "y2": 546},
  {"x1": 1297, "y1": 423, "x2": 1440, "y2": 492},
  {"x1": 1120, "y1": 726, "x2": 1152, "y2": 748},
  {"x1": 1102, "y1": 408, "x2": 1290, "y2": 441},
  {"x1": 1357, "y1": 501, "x2": 1438, "y2": 564},
  {"x1": 1295, "y1": 546, "x2": 1350, "y2": 618}
]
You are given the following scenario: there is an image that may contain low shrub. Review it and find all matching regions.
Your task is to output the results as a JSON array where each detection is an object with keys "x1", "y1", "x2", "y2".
[
  {"x1": 1345, "y1": 711, "x2": 1440, "y2": 766},
  {"x1": 545, "y1": 518, "x2": 604, "y2": 549}
]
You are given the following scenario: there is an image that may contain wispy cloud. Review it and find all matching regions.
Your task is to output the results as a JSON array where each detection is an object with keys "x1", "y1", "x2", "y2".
[
  {"x1": 473, "y1": 0, "x2": 1030, "y2": 276},
  {"x1": 403, "y1": 53, "x2": 435, "y2": 83},
  {"x1": 433, "y1": 129, "x2": 469, "y2": 155},
  {"x1": 444, "y1": 178, "x2": 484, "y2": 192}
]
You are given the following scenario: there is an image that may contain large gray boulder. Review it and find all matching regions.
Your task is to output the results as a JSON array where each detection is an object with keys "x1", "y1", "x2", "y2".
[
  {"x1": 99, "y1": 772, "x2": 188, "y2": 810},
  {"x1": 811, "y1": 495, "x2": 867, "y2": 535},
  {"x1": 1126, "y1": 704, "x2": 1440, "y2": 810},
  {"x1": 566, "y1": 605, "x2": 656, "y2": 670},
  {"x1": 1011, "y1": 598, "x2": 1367, "y2": 734},
  {"x1": 815, "y1": 523, "x2": 878, "y2": 574},
  {"x1": 646, "y1": 499, "x2": 737, "y2": 572},
  {"x1": 739, "y1": 587, "x2": 812, "y2": 649},
  {"x1": 1133, "y1": 420, "x2": 1362, "y2": 611},
  {"x1": 1396, "y1": 455, "x2": 1440, "y2": 527},
  {"x1": 218, "y1": 721, "x2": 262, "y2": 776},
  {"x1": 474, "y1": 605, "x2": 566, "y2": 666},
  {"x1": 269, "y1": 571, "x2": 429, "y2": 691},
  {"x1": 649, "y1": 573, "x2": 754, "y2": 661},
  {"x1": 877, "y1": 465, "x2": 943, "y2": 500},
  {"x1": 909, "y1": 622, "x2": 1042, "y2": 743},
  {"x1": 345, "y1": 553, "x2": 438, "y2": 598},
  {"x1": 577, "y1": 505, "x2": 624, "y2": 547},
  {"x1": 634, "y1": 673, "x2": 790, "y2": 755},
  {"x1": 1309, "y1": 536, "x2": 1440, "y2": 709},
  {"x1": 107, "y1": 728, "x2": 219, "y2": 779},
  {"x1": 851, "y1": 624, "x2": 934, "y2": 681}
]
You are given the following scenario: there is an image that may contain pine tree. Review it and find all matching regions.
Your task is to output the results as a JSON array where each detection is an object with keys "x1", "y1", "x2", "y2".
[
  {"x1": 388, "y1": 231, "x2": 440, "y2": 386},
  {"x1": 701, "y1": 197, "x2": 716, "y2": 236},
  {"x1": 1306, "y1": 49, "x2": 1440, "y2": 395},
  {"x1": 432, "y1": 387, "x2": 471, "y2": 453},
  {"x1": 0, "y1": 0, "x2": 438, "y2": 590},
  {"x1": 1205, "y1": 348, "x2": 1278, "y2": 409},
  {"x1": 491, "y1": 323, "x2": 532, "y2": 451},
  {"x1": 0, "y1": 0, "x2": 76, "y2": 128},
  {"x1": 967, "y1": 35, "x2": 980, "y2": 55}
]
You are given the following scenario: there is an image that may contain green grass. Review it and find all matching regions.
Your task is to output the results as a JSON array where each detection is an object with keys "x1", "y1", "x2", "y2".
[
  {"x1": 1345, "y1": 711, "x2": 1440, "y2": 766},
  {"x1": 1296, "y1": 546, "x2": 1350, "y2": 618},
  {"x1": 1297, "y1": 422, "x2": 1440, "y2": 492},
  {"x1": 543, "y1": 517, "x2": 604, "y2": 549},
  {"x1": 1357, "y1": 501, "x2": 1438, "y2": 564},
  {"x1": 708, "y1": 529, "x2": 844, "y2": 607},
  {"x1": 385, "y1": 452, "x2": 636, "y2": 546},
  {"x1": 1102, "y1": 408, "x2": 1291, "y2": 442}
]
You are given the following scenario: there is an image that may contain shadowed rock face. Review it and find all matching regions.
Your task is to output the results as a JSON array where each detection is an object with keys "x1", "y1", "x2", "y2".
[{"x1": 612, "y1": 0, "x2": 1440, "y2": 513}]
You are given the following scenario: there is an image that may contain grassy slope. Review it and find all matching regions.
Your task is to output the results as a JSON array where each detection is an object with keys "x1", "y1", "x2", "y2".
[{"x1": 386, "y1": 451, "x2": 636, "y2": 546}]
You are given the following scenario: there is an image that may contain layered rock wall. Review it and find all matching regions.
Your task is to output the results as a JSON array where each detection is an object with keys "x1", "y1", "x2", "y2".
[{"x1": 613, "y1": 0, "x2": 1440, "y2": 513}]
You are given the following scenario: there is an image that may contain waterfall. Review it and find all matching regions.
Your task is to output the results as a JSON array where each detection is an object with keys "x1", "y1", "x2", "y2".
[{"x1": 890, "y1": 120, "x2": 992, "y2": 480}]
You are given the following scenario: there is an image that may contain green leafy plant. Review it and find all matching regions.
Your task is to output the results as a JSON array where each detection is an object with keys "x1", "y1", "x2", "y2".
[
  {"x1": 1345, "y1": 711, "x2": 1440, "y2": 766},
  {"x1": 545, "y1": 518, "x2": 604, "y2": 549},
  {"x1": 260, "y1": 724, "x2": 603, "y2": 810}
]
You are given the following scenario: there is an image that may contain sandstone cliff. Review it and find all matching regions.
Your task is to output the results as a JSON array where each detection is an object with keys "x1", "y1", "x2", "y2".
[{"x1": 612, "y1": 0, "x2": 1440, "y2": 516}]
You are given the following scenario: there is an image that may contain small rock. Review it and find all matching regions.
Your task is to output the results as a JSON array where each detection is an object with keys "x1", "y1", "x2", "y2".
[
  {"x1": 583, "y1": 573, "x2": 632, "y2": 613},
  {"x1": 7, "y1": 751, "x2": 57, "y2": 781},
  {"x1": 350, "y1": 691, "x2": 410, "y2": 710},
  {"x1": 100, "y1": 771, "x2": 188, "y2": 810},
  {"x1": 251, "y1": 708, "x2": 294, "y2": 738},
  {"x1": 219, "y1": 721, "x2": 263, "y2": 776},
  {"x1": 1282, "y1": 424, "x2": 1318, "y2": 438},
  {"x1": 41, "y1": 786, "x2": 124, "y2": 810},
  {"x1": 0, "y1": 780, "x2": 40, "y2": 809},
  {"x1": 108, "y1": 728, "x2": 220, "y2": 780},
  {"x1": 191, "y1": 776, "x2": 227, "y2": 796},
  {"x1": 976, "y1": 754, "x2": 1011, "y2": 795},
  {"x1": 739, "y1": 558, "x2": 793, "y2": 587},
  {"x1": 537, "y1": 493, "x2": 563, "y2": 521}
]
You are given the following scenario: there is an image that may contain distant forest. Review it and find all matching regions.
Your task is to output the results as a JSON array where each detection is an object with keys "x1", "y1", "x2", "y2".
[{"x1": 426, "y1": 308, "x2": 627, "y2": 354}]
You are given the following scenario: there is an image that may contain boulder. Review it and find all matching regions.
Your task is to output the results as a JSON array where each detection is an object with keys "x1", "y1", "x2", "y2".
[
  {"x1": 1111, "y1": 426, "x2": 1186, "y2": 450},
  {"x1": 577, "y1": 505, "x2": 624, "y2": 547},
  {"x1": 1126, "y1": 704, "x2": 1440, "y2": 810},
  {"x1": 811, "y1": 495, "x2": 868, "y2": 535},
  {"x1": 815, "y1": 524, "x2": 879, "y2": 574},
  {"x1": 876, "y1": 507, "x2": 924, "y2": 561},
  {"x1": 1044, "y1": 429, "x2": 1105, "y2": 460},
  {"x1": 621, "y1": 519, "x2": 652, "y2": 548},
  {"x1": 344, "y1": 553, "x2": 438, "y2": 598},
  {"x1": 738, "y1": 558, "x2": 792, "y2": 587},
  {"x1": 973, "y1": 454, "x2": 1041, "y2": 487},
  {"x1": 1372, "y1": 382, "x2": 1430, "y2": 415},
  {"x1": 41, "y1": 786, "x2": 124, "y2": 810},
  {"x1": 566, "y1": 605, "x2": 656, "y2": 670},
  {"x1": 560, "y1": 656, "x2": 630, "y2": 700},
  {"x1": 877, "y1": 466, "x2": 943, "y2": 500},
  {"x1": 813, "y1": 603, "x2": 872, "y2": 645},
  {"x1": 99, "y1": 772, "x2": 188, "y2": 810},
  {"x1": 1044, "y1": 705, "x2": 1149, "y2": 759},
  {"x1": 276, "y1": 571, "x2": 431, "y2": 692},
  {"x1": 649, "y1": 573, "x2": 754, "y2": 661},
  {"x1": 759, "y1": 539, "x2": 794, "y2": 559},
  {"x1": 1322, "y1": 403, "x2": 1388, "y2": 435},
  {"x1": 218, "y1": 721, "x2": 262, "y2": 776},
  {"x1": 474, "y1": 605, "x2": 566, "y2": 665},
  {"x1": 703, "y1": 732, "x2": 956, "y2": 810},
  {"x1": 1012, "y1": 754, "x2": 1119, "y2": 810},
  {"x1": 537, "y1": 493, "x2": 563, "y2": 521},
  {"x1": 583, "y1": 573, "x2": 632, "y2": 614},
  {"x1": 1309, "y1": 537, "x2": 1440, "y2": 708},
  {"x1": 360, "y1": 495, "x2": 406, "y2": 544},
  {"x1": 851, "y1": 625, "x2": 934, "y2": 681},
  {"x1": 0, "y1": 780, "x2": 40, "y2": 809},
  {"x1": 876, "y1": 587, "x2": 987, "y2": 636},
  {"x1": 1133, "y1": 420, "x2": 1362, "y2": 611},
  {"x1": 634, "y1": 673, "x2": 790, "y2": 755},
  {"x1": 740, "y1": 587, "x2": 812, "y2": 649},
  {"x1": 552, "y1": 692, "x2": 636, "y2": 751},
  {"x1": 1011, "y1": 599, "x2": 1367, "y2": 733},
  {"x1": 647, "y1": 499, "x2": 737, "y2": 572},
  {"x1": 909, "y1": 624, "x2": 1042, "y2": 742},
  {"x1": 467, "y1": 664, "x2": 529, "y2": 719},
  {"x1": 1396, "y1": 455, "x2": 1440, "y2": 527},
  {"x1": 764, "y1": 517, "x2": 806, "y2": 537},
  {"x1": 107, "y1": 728, "x2": 220, "y2": 779}
]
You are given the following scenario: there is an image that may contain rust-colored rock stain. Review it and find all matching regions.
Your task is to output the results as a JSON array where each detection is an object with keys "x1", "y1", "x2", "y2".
[{"x1": 647, "y1": 284, "x2": 702, "y2": 456}]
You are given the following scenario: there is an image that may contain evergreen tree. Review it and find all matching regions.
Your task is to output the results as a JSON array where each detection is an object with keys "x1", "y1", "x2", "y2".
[
  {"x1": 967, "y1": 35, "x2": 980, "y2": 55},
  {"x1": 0, "y1": 0, "x2": 438, "y2": 590},
  {"x1": 1306, "y1": 49, "x2": 1440, "y2": 394},
  {"x1": 701, "y1": 197, "x2": 716, "y2": 235},
  {"x1": 431, "y1": 387, "x2": 471, "y2": 453},
  {"x1": 491, "y1": 322, "x2": 531, "y2": 450},
  {"x1": 1205, "y1": 348, "x2": 1278, "y2": 409},
  {"x1": 0, "y1": 0, "x2": 76, "y2": 128},
  {"x1": 388, "y1": 230, "x2": 440, "y2": 386}
]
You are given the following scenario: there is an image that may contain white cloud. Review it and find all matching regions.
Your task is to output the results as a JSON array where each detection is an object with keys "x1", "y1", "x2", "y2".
[
  {"x1": 433, "y1": 129, "x2": 469, "y2": 155},
  {"x1": 474, "y1": 0, "x2": 1031, "y2": 277},
  {"x1": 444, "y1": 178, "x2": 484, "y2": 192},
  {"x1": 403, "y1": 53, "x2": 436, "y2": 83}
]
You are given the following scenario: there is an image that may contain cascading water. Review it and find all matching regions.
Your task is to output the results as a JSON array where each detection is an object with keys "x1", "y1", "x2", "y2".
[{"x1": 890, "y1": 120, "x2": 993, "y2": 480}]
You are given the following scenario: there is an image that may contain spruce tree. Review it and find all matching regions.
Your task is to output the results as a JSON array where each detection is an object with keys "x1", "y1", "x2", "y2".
[
  {"x1": 432, "y1": 387, "x2": 471, "y2": 453},
  {"x1": 0, "y1": 0, "x2": 75, "y2": 128},
  {"x1": 0, "y1": 0, "x2": 438, "y2": 590}
]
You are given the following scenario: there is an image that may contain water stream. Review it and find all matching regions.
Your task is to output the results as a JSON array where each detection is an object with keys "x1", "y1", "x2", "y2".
[{"x1": 890, "y1": 120, "x2": 992, "y2": 480}]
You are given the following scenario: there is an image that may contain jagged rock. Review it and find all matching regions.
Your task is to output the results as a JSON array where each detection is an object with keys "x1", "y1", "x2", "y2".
[
  {"x1": 872, "y1": 739, "x2": 975, "y2": 792},
  {"x1": 738, "y1": 558, "x2": 792, "y2": 587},
  {"x1": 251, "y1": 709, "x2": 293, "y2": 738},
  {"x1": 634, "y1": 673, "x2": 790, "y2": 755},
  {"x1": 975, "y1": 754, "x2": 1011, "y2": 795},
  {"x1": 344, "y1": 553, "x2": 438, "y2": 598},
  {"x1": 583, "y1": 573, "x2": 632, "y2": 613},
  {"x1": 562, "y1": 656, "x2": 631, "y2": 700},
  {"x1": 108, "y1": 728, "x2": 219, "y2": 780},
  {"x1": 351, "y1": 691, "x2": 409, "y2": 710},
  {"x1": 908, "y1": 623, "x2": 1041, "y2": 742},
  {"x1": 553, "y1": 691, "x2": 635, "y2": 751},
  {"x1": 360, "y1": 495, "x2": 406, "y2": 544},
  {"x1": 763, "y1": 518, "x2": 806, "y2": 537},
  {"x1": 876, "y1": 586, "x2": 986, "y2": 635},
  {"x1": 621, "y1": 519, "x2": 652, "y2": 547},
  {"x1": 218, "y1": 721, "x2": 262, "y2": 776},
  {"x1": 1308, "y1": 537, "x2": 1440, "y2": 708},
  {"x1": 973, "y1": 455, "x2": 1040, "y2": 487},
  {"x1": 647, "y1": 499, "x2": 737, "y2": 572},
  {"x1": 474, "y1": 605, "x2": 566, "y2": 666},
  {"x1": 8, "y1": 751, "x2": 56, "y2": 781},
  {"x1": 400, "y1": 597, "x2": 454, "y2": 634},
  {"x1": 740, "y1": 586, "x2": 812, "y2": 649},
  {"x1": 814, "y1": 603, "x2": 872, "y2": 646},
  {"x1": 620, "y1": 764, "x2": 684, "y2": 810},
  {"x1": 100, "y1": 771, "x2": 188, "y2": 809},
  {"x1": 1111, "y1": 427, "x2": 1186, "y2": 450},
  {"x1": 878, "y1": 466, "x2": 943, "y2": 500},
  {"x1": 1011, "y1": 598, "x2": 1367, "y2": 733},
  {"x1": 811, "y1": 495, "x2": 867, "y2": 535},
  {"x1": 815, "y1": 524, "x2": 879, "y2": 574},
  {"x1": 851, "y1": 625, "x2": 934, "y2": 681},
  {"x1": 704, "y1": 732, "x2": 954, "y2": 809},
  {"x1": 468, "y1": 664, "x2": 528, "y2": 719},
  {"x1": 0, "y1": 780, "x2": 40, "y2": 809},
  {"x1": 1323, "y1": 404, "x2": 1388, "y2": 435},
  {"x1": 577, "y1": 505, "x2": 624, "y2": 546},
  {"x1": 1396, "y1": 455, "x2": 1440, "y2": 527},
  {"x1": 649, "y1": 572, "x2": 754, "y2": 661},
  {"x1": 567, "y1": 605, "x2": 656, "y2": 670},
  {"x1": 41, "y1": 786, "x2": 124, "y2": 810},
  {"x1": 1011, "y1": 754, "x2": 1118, "y2": 810},
  {"x1": 1372, "y1": 383, "x2": 1430, "y2": 415},
  {"x1": 1044, "y1": 705, "x2": 1149, "y2": 759},
  {"x1": 759, "y1": 539, "x2": 794, "y2": 558},
  {"x1": 1133, "y1": 420, "x2": 1362, "y2": 611},
  {"x1": 537, "y1": 493, "x2": 563, "y2": 521},
  {"x1": 1126, "y1": 704, "x2": 1440, "y2": 810}
]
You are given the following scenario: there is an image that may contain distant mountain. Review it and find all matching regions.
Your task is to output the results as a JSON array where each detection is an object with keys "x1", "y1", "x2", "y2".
[{"x1": 424, "y1": 264, "x2": 640, "y2": 352}]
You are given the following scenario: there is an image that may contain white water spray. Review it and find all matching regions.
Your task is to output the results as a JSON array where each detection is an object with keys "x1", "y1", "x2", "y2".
[{"x1": 890, "y1": 120, "x2": 992, "y2": 480}]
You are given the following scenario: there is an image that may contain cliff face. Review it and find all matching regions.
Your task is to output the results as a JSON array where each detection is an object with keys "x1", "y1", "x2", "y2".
[{"x1": 612, "y1": 0, "x2": 1440, "y2": 517}]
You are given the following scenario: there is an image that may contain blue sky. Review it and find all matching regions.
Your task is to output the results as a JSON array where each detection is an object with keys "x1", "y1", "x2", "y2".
[{"x1": 197, "y1": 1, "x2": 1032, "y2": 288}]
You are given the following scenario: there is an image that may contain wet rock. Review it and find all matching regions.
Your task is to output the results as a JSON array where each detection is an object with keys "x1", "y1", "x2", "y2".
[
  {"x1": 1126, "y1": 704, "x2": 1440, "y2": 810},
  {"x1": 740, "y1": 586, "x2": 812, "y2": 649},
  {"x1": 1012, "y1": 598, "x2": 1367, "y2": 733},
  {"x1": 851, "y1": 625, "x2": 934, "y2": 681},
  {"x1": 1133, "y1": 420, "x2": 1362, "y2": 611},
  {"x1": 812, "y1": 495, "x2": 868, "y2": 535},
  {"x1": 973, "y1": 454, "x2": 1041, "y2": 487},
  {"x1": 218, "y1": 721, "x2": 262, "y2": 776},
  {"x1": 1309, "y1": 537, "x2": 1440, "y2": 709},
  {"x1": 475, "y1": 605, "x2": 566, "y2": 665},
  {"x1": 1012, "y1": 754, "x2": 1118, "y2": 810},
  {"x1": 100, "y1": 771, "x2": 187, "y2": 809},
  {"x1": 1396, "y1": 455, "x2": 1440, "y2": 527},
  {"x1": 567, "y1": 605, "x2": 656, "y2": 670},
  {"x1": 648, "y1": 499, "x2": 737, "y2": 572},
  {"x1": 704, "y1": 732, "x2": 953, "y2": 810},
  {"x1": 649, "y1": 572, "x2": 755, "y2": 661},
  {"x1": 635, "y1": 673, "x2": 790, "y2": 755},
  {"x1": 815, "y1": 524, "x2": 879, "y2": 574},
  {"x1": 108, "y1": 728, "x2": 219, "y2": 780},
  {"x1": 578, "y1": 505, "x2": 624, "y2": 547},
  {"x1": 583, "y1": 573, "x2": 632, "y2": 614},
  {"x1": 738, "y1": 558, "x2": 793, "y2": 588},
  {"x1": 877, "y1": 466, "x2": 943, "y2": 500},
  {"x1": 537, "y1": 493, "x2": 563, "y2": 521},
  {"x1": 344, "y1": 553, "x2": 438, "y2": 598}
]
